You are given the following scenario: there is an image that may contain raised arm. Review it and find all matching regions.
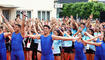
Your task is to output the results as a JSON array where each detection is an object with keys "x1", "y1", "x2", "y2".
[
  {"x1": 33, "y1": 25, "x2": 38, "y2": 35},
  {"x1": 85, "y1": 32, "x2": 94, "y2": 38},
  {"x1": 26, "y1": 34, "x2": 41, "y2": 39},
  {"x1": 86, "y1": 34, "x2": 101, "y2": 41},
  {"x1": 86, "y1": 15, "x2": 93, "y2": 27},
  {"x1": 73, "y1": 28, "x2": 83, "y2": 37},
  {"x1": 21, "y1": 14, "x2": 25, "y2": 37},
  {"x1": 58, "y1": 28, "x2": 64, "y2": 36},
  {"x1": 70, "y1": 16, "x2": 79, "y2": 29},
  {"x1": 83, "y1": 40, "x2": 102, "y2": 46},
  {"x1": 1, "y1": 14, "x2": 14, "y2": 33},
  {"x1": 52, "y1": 35, "x2": 77, "y2": 41},
  {"x1": 4, "y1": 32, "x2": 12, "y2": 38}
]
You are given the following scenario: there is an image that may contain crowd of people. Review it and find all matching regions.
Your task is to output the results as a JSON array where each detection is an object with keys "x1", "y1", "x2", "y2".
[{"x1": 0, "y1": 12, "x2": 105, "y2": 60}]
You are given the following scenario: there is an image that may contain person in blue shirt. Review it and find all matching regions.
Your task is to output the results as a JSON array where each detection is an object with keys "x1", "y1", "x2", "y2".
[
  {"x1": 74, "y1": 23, "x2": 89, "y2": 37},
  {"x1": 26, "y1": 25, "x2": 78, "y2": 60},
  {"x1": 72, "y1": 32, "x2": 100, "y2": 60},
  {"x1": 52, "y1": 30, "x2": 61, "y2": 60},
  {"x1": 84, "y1": 29, "x2": 96, "y2": 60},
  {"x1": 0, "y1": 25, "x2": 11, "y2": 60},
  {"x1": 71, "y1": 33, "x2": 87, "y2": 60},
  {"x1": 1, "y1": 13, "x2": 25, "y2": 60},
  {"x1": 83, "y1": 31, "x2": 105, "y2": 60},
  {"x1": 59, "y1": 29, "x2": 74, "y2": 60}
]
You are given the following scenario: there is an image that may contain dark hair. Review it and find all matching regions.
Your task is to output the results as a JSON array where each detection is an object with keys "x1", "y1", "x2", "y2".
[
  {"x1": 72, "y1": 24, "x2": 78, "y2": 30},
  {"x1": 0, "y1": 26, "x2": 3, "y2": 30},
  {"x1": 89, "y1": 29, "x2": 94, "y2": 36},
  {"x1": 43, "y1": 25, "x2": 50, "y2": 29},
  {"x1": 67, "y1": 29, "x2": 72, "y2": 36},
  {"x1": 80, "y1": 23, "x2": 85, "y2": 26},
  {"x1": 62, "y1": 23, "x2": 65, "y2": 25},
  {"x1": 54, "y1": 30, "x2": 62, "y2": 36},
  {"x1": 103, "y1": 31, "x2": 105, "y2": 43},
  {"x1": 16, "y1": 14, "x2": 20, "y2": 17},
  {"x1": 15, "y1": 24, "x2": 21, "y2": 28}
]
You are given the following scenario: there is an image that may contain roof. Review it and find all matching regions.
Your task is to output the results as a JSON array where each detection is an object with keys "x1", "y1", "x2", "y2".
[
  {"x1": 0, "y1": 4, "x2": 18, "y2": 8},
  {"x1": 58, "y1": 0, "x2": 88, "y2": 3}
]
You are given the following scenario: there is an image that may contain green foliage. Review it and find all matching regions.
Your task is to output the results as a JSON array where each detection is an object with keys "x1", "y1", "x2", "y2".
[{"x1": 61, "y1": 2, "x2": 105, "y2": 19}]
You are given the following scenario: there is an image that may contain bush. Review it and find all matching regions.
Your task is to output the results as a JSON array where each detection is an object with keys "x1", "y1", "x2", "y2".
[{"x1": 61, "y1": 2, "x2": 105, "y2": 19}]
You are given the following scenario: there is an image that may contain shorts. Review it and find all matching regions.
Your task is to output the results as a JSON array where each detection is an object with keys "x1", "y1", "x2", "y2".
[
  {"x1": 54, "y1": 54, "x2": 61, "y2": 56},
  {"x1": 86, "y1": 49, "x2": 95, "y2": 54},
  {"x1": 37, "y1": 50, "x2": 42, "y2": 53},
  {"x1": 63, "y1": 47, "x2": 73, "y2": 53}
]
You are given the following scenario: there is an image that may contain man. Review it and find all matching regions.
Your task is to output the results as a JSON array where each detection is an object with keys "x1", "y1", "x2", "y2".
[
  {"x1": 26, "y1": 25, "x2": 78, "y2": 60},
  {"x1": 1, "y1": 13, "x2": 25, "y2": 60}
]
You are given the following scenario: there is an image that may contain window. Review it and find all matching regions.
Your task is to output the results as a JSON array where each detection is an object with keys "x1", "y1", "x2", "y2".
[
  {"x1": 38, "y1": 11, "x2": 41, "y2": 20},
  {"x1": 38, "y1": 11, "x2": 50, "y2": 21},
  {"x1": 47, "y1": 11, "x2": 50, "y2": 20},
  {"x1": 2, "y1": 10, "x2": 9, "y2": 20},
  {"x1": 42, "y1": 11, "x2": 45, "y2": 20},
  {"x1": 16, "y1": 10, "x2": 31, "y2": 19},
  {"x1": 27, "y1": 11, "x2": 31, "y2": 18}
]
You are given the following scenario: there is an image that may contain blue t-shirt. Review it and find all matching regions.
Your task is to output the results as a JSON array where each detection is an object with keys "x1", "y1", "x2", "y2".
[
  {"x1": 71, "y1": 28, "x2": 77, "y2": 35},
  {"x1": 95, "y1": 38, "x2": 103, "y2": 55},
  {"x1": 82, "y1": 36, "x2": 95, "y2": 51},
  {"x1": 101, "y1": 42, "x2": 105, "y2": 58},
  {"x1": 94, "y1": 32, "x2": 101, "y2": 36},
  {"x1": 0, "y1": 33, "x2": 6, "y2": 49},
  {"x1": 40, "y1": 34, "x2": 53, "y2": 55},
  {"x1": 62, "y1": 33, "x2": 72, "y2": 47},
  {"x1": 11, "y1": 32, "x2": 23, "y2": 51},
  {"x1": 33, "y1": 33, "x2": 38, "y2": 43},
  {"x1": 53, "y1": 40, "x2": 61, "y2": 54},
  {"x1": 79, "y1": 26, "x2": 87, "y2": 35}
]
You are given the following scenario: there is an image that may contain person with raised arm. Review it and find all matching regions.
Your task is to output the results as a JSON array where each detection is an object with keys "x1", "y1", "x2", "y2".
[
  {"x1": 1, "y1": 13, "x2": 25, "y2": 60},
  {"x1": 83, "y1": 32, "x2": 105, "y2": 60},
  {"x1": 73, "y1": 15, "x2": 92, "y2": 37},
  {"x1": 0, "y1": 25, "x2": 11, "y2": 60},
  {"x1": 25, "y1": 25, "x2": 77, "y2": 60}
]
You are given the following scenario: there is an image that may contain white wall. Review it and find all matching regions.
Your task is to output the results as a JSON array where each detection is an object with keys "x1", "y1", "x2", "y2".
[{"x1": 0, "y1": 0, "x2": 56, "y2": 19}]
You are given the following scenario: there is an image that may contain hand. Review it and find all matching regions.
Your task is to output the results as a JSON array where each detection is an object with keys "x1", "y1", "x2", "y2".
[
  {"x1": 73, "y1": 34, "x2": 76, "y2": 37},
  {"x1": 52, "y1": 46, "x2": 54, "y2": 50},
  {"x1": 97, "y1": 34, "x2": 102, "y2": 37},
  {"x1": 75, "y1": 37, "x2": 79, "y2": 40},
  {"x1": 82, "y1": 40, "x2": 86, "y2": 43},
  {"x1": 1, "y1": 14, "x2": 5, "y2": 18},
  {"x1": 84, "y1": 32, "x2": 87, "y2": 35},
  {"x1": 70, "y1": 15, "x2": 73, "y2": 19},
  {"x1": 89, "y1": 15, "x2": 93, "y2": 19},
  {"x1": 24, "y1": 35, "x2": 29, "y2": 38}
]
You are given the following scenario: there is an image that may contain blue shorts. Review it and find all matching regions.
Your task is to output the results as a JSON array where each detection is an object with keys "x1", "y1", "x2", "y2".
[
  {"x1": 11, "y1": 50, "x2": 25, "y2": 60},
  {"x1": 75, "y1": 54, "x2": 86, "y2": 60},
  {"x1": 41, "y1": 54, "x2": 54, "y2": 60},
  {"x1": 94, "y1": 54, "x2": 103, "y2": 60},
  {"x1": 0, "y1": 48, "x2": 6, "y2": 60}
]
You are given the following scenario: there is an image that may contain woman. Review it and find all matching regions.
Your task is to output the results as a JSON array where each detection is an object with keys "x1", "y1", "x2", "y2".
[
  {"x1": 59, "y1": 28, "x2": 74, "y2": 60},
  {"x1": 73, "y1": 33, "x2": 87, "y2": 60},
  {"x1": 84, "y1": 29, "x2": 95, "y2": 60},
  {"x1": 63, "y1": 30, "x2": 74, "y2": 60},
  {"x1": 37, "y1": 31, "x2": 44, "y2": 60},
  {"x1": 25, "y1": 36, "x2": 34, "y2": 60},
  {"x1": 83, "y1": 31, "x2": 105, "y2": 60},
  {"x1": 71, "y1": 33, "x2": 99, "y2": 60},
  {"x1": 52, "y1": 30, "x2": 61, "y2": 60}
]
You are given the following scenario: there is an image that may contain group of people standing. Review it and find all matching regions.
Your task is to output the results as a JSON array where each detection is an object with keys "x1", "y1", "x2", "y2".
[{"x1": 0, "y1": 12, "x2": 105, "y2": 60}]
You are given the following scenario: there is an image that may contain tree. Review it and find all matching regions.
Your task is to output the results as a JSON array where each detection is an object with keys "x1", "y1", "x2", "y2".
[{"x1": 61, "y1": 2, "x2": 105, "y2": 19}]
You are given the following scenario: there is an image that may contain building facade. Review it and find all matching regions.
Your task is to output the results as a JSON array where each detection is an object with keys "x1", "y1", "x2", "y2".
[{"x1": 0, "y1": 0, "x2": 57, "y2": 22}]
